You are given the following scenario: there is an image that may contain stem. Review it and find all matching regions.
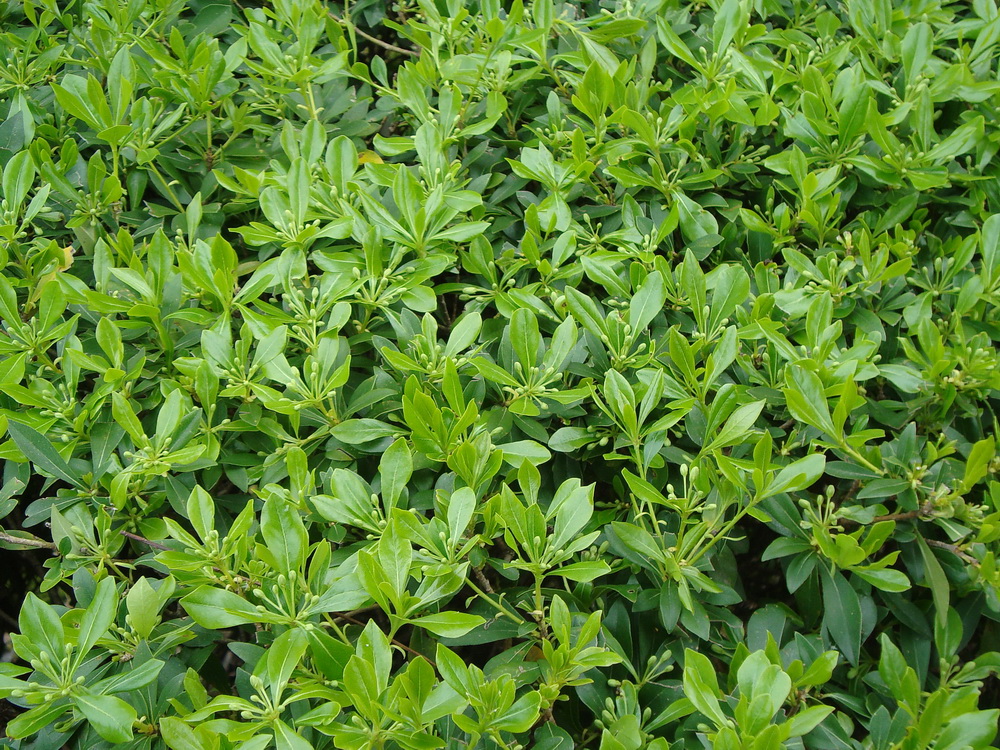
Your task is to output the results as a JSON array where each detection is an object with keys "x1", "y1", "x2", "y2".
[
  {"x1": 471, "y1": 565, "x2": 494, "y2": 594},
  {"x1": 328, "y1": 11, "x2": 418, "y2": 57},
  {"x1": 839, "y1": 501, "x2": 934, "y2": 528},
  {"x1": 120, "y1": 530, "x2": 169, "y2": 551},
  {"x1": 533, "y1": 574, "x2": 548, "y2": 639},
  {"x1": 0, "y1": 531, "x2": 56, "y2": 550},
  {"x1": 925, "y1": 539, "x2": 978, "y2": 566},
  {"x1": 630, "y1": 442, "x2": 645, "y2": 481},
  {"x1": 465, "y1": 577, "x2": 523, "y2": 625},
  {"x1": 321, "y1": 612, "x2": 352, "y2": 644},
  {"x1": 687, "y1": 500, "x2": 757, "y2": 567},
  {"x1": 145, "y1": 162, "x2": 184, "y2": 212},
  {"x1": 841, "y1": 442, "x2": 884, "y2": 475},
  {"x1": 299, "y1": 82, "x2": 320, "y2": 119}
]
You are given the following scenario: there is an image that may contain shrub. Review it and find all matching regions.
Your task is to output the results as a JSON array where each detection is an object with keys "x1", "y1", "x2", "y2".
[{"x1": 1, "y1": 0, "x2": 999, "y2": 748}]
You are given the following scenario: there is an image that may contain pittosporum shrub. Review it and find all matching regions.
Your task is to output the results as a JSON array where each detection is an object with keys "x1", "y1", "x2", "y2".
[{"x1": 1, "y1": 0, "x2": 999, "y2": 748}]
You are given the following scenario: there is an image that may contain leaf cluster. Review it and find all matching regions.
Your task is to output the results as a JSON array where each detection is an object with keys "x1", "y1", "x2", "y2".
[{"x1": 2, "y1": 0, "x2": 1000, "y2": 748}]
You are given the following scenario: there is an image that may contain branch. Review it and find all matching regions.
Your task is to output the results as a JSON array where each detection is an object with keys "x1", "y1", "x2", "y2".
[
  {"x1": 840, "y1": 501, "x2": 934, "y2": 528},
  {"x1": 871, "y1": 506, "x2": 929, "y2": 523},
  {"x1": 329, "y1": 12, "x2": 418, "y2": 57},
  {"x1": 472, "y1": 565, "x2": 495, "y2": 594},
  {"x1": 926, "y1": 539, "x2": 979, "y2": 566},
  {"x1": 0, "y1": 530, "x2": 56, "y2": 550},
  {"x1": 120, "y1": 531, "x2": 170, "y2": 551}
]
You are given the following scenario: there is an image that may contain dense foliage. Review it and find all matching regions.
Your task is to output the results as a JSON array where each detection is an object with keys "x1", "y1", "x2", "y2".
[{"x1": 1, "y1": 0, "x2": 1000, "y2": 747}]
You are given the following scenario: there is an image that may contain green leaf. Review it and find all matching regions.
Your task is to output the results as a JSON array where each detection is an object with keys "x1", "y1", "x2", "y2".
[
  {"x1": 287, "y1": 157, "x2": 310, "y2": 227},
  {"x1": 682, "y1": 649, "x2": 729, "y2": 728},
  {"x1": 901, "y1": 22, "x2": 932, "y2": 84},
  {"x1": 611, "y1": 522, "x2": 664, "y2": 563},
  {"x1": 274, "y1": 719, "x2": 314, "y2": 750},
  {"x1": 708, "y1": 265, "x2": 750, "y2": 332},
  {"x1": 704, "y1": 399, "x2": 764, "y2": 453},
  {"x1": 92, "y1": 658, "x2": 165, "y2": 695},
  {"x1": 495, "y1": 690, "x2": 542, "y2": 732},
  {"x1": 917, "y1": 535, "x2": 950, "y2": 628},
  {"x1": 18, "y1": 592, "x2": 65, "y2": 662},
  {"x1": 2, "y1": 150, "x2": 35, "y2": 210},
  {"x1": 409, "y1": 612, "x2": 485, "y2": 638},
  {"x1": 446, "y1": 486, "x2": 476, "y2": 547},
  {"x1": 160, "y1": 716, "x2": 219, "y2": 750},
  {"x1": 379, "y1": 437, "x2": 413, "y2": 509},
  {"x1": 510, "y1": 307, "x2": 541, "y2": 369},
  {"x1": 552, "y1": 560, "x2": 612, "y2": 582},
  {"x1": 821, "y1": 570, "x2": 862, "y2": 665},
  {"x1": 51, "y1": 75, "x2": 108, "y2": 130},
  {"x1": 6, "y1": 420, "x2": 87, "y2": 490},
  {"x1": 187, "y1": 486, "x2": 215, "y2": 543},
  {"x1": 675, "y1": 192, "x2": 719, "y2": 244},
  {"x1": 266, "y1": 629, "x2": 309, "y2": 700},
  {"x1": 785, "y1": 366, "x2": 837, "y2": 436},
  {"x1": 934, "y1": 710, "x2": 1000, "y2": 750},
  {"x1": 786, "y1": 705, "x2": 835, "y2": 737},
  {"x1": 6, "y1": 701, "x2": 70, "y2": 740},
  {"x1": 713, "y1": 0, "x2": 747, "y2": 55},
  {"x1": 112, "y1": 392, "x2": 147, "y2": 446},
  {"x1": 379, "y1": 520, "x2": 412, "y2": 605},
  {"x1": 73, "y1": 690, "x2": 136, "y2": 743},
  {"x1": 764, "y1": 453, "x2": 826, "y2": 497},
  {"x1": 963, "y1": 436, "x2": 995, "y2": 490},
  {"x1": 180, "y1": 586, "x2": 266, "y2": 628},
  {"x1": 628, "y1": 271, "x2": 666, "y2": 332},
  {"x1": 261, "y1": 496, "x2": 307, "y2": 573},
  {"x1": 74, "y1": 576, "x2": 117, "y2": 664},
  {"x1": 473, "y1": 357, "x2": 520, "y2": 386},
  {"x1": 852, "y1": 568, "x2": 911, "y2": 593}
]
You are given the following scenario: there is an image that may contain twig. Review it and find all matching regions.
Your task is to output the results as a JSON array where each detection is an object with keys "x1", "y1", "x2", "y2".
[
  {"x1": 926, "y1": 539, "x2": 979, "y2": 566},
  {"x1": 340, "y1": 604, "x2": 382, "y2": 620},
  {"x1": 329, "y1": 11, "x2": 418, "y2": 57},
  {"x1": 840, "y1": 501, "x2": 933, "y2": 528},
  {"x1": 472, "y1": 565, "x2": 495, "y2": 594},
  {"x1": 0, "y1": 606, "x2": 19, "y2": 629},
  {"x1": 120, "y1": 531, "x2": 170, "y2": 551},
  {"x1": 834, "y1": 479, "x2": 862, "y2": 506},
  {"x1": 0, "y1": 531, "x2": 56, "y2": 550}
]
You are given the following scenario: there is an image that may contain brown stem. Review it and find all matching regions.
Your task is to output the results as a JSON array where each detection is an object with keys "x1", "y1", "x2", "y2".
[
  {"x1": 873, "y1": 501, "x2": 934, "y2": 524},
  {"x1": 834, "y1": 479, "x2": 862, "y2": 506},
  {"x1": 0, "y1": 605, "x2": 19, "y2": 629},
  {"x1": 873, "y1": 510, "x2": 921, "y2": 523},
  {"x1": 329, "y1": 12, "x2": 418, "y2": 57},
  {"x1": 472, "y1": 565, "x2": 495, "y2": 594},
  {"x1": 926, "y1": 539, "x2": 979, "y2": 566},
  {"x1": 0, "y1": 531, "x2": 56, "y2": 550},
  {"x1": 840, "y1": 501, "x2": 934, "y2": 528},
  {"x1": 120, "y1": 531, "x2": 170, "y2": 551},
  {"x1": 340, "y1": 604, "x2": 381, "y2": 620}
]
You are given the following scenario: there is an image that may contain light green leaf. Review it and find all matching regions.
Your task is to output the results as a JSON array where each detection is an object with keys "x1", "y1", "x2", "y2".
[
  {"x1": 180, "y1": 586, "x2": 268, "y2": 628},
  {"x1": 73, "y1": 690, "x2": 136, "y2": 744},
  {"x1": 409, "y1": 612, "x2": 485, "y2": 638}
]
